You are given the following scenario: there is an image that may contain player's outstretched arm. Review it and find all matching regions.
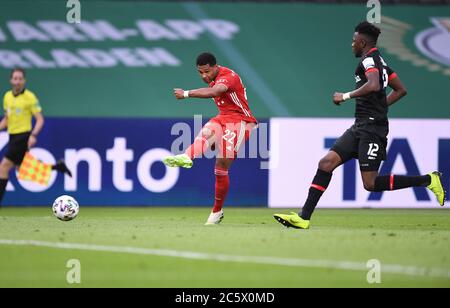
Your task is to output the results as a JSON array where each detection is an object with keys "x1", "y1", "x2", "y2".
[
  {"x1": 174, "y1": 84, "x2": 227, "y2": 100},
  {"x1": 387, "y1": 74, "x2": 407, "y2": 106},
  {"x1": 333, "y1": 71, "x2": 380, "y2": 105}
]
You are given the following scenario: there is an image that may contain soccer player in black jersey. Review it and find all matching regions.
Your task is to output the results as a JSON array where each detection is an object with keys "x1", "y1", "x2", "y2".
[{"x1": 274, "y1": 21, "x2": 446, "y2": 229}]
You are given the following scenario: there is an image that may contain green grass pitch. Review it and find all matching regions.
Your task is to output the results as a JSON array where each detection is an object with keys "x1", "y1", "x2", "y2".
[{"x1": 0, "y1": 207, "x2": 449, "y2": 288}]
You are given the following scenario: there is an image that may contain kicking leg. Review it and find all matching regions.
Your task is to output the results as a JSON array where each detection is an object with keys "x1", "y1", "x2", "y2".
[
  {"x1": 163, "y1": 121, "x2": 219, "y2": 168},
  {"x1": 185, "y1": 122, "x2": 218, "y2": 160}
]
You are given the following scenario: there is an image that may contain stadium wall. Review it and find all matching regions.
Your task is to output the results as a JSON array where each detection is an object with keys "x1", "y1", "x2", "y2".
[
  {"x1": 2, "y1": 117, "x2": 449, "y2": 208},
  {"x1": 1, "y1": 118, "x2": 269, "y2": 206},
  {"x1": 269, "y1": 118, "x2": 450, "y2": 208}
]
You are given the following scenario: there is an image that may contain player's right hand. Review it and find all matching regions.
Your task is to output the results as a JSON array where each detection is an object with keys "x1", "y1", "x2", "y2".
[
  {"x1": 174, "y1": 88, "x2": 185, "y2": 100},
  {"x1": 333, "y1": 92, "x2": 344, "y2": 105}
]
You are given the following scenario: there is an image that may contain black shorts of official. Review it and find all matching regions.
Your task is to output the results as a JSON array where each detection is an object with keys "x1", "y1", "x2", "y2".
[
  {"x1": 4, "y1": 132, "x2": 30, "y2": 166},
  {"x1": 331, "y1": 120, "x2": 389, "y2": 172}
]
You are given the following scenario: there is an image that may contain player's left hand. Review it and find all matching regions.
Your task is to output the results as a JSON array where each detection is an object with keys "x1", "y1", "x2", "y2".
[
  {"x1": 174, "y1": 88, "x2": 185, "y2": 100},
  {"x1": 28, "y1": 135, "x2": 37, "y2": 149},
  {"x1": 333, "y1": 92, "x2": 344, "y2": 105}
]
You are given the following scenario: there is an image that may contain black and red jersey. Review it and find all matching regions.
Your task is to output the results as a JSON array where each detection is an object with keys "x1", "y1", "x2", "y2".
[{"x1": 354, "y1": 48, "x2": 397, "y2": 121}]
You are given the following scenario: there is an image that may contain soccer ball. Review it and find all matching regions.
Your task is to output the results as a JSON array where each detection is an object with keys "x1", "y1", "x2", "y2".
[{"x1": 53, "y1": 195, "x2": 79, "y2": 221}]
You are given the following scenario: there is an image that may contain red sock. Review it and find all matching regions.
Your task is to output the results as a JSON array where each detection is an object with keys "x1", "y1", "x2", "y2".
[
  {"x1": 212, "y1": 167, "x2": 229, "y2": 213},
  {"x1": 185, "y1": 137, "x2": 209, "y2": 160}
]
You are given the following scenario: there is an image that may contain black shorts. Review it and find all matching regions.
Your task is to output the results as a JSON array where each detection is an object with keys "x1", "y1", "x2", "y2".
[
  {"x1": 4, "y1": 132, "x2": 30, "y2": 166},
  {"x1": 331, "y1": 120, "x2": 389, "y2": 172}
]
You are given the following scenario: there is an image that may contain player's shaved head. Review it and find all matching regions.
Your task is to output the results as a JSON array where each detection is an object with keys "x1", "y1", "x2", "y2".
[
  {"x1": 196, "y1": 52, "x2": 217, "y2": 66},
  {"x1": 355, "y1": 21, "x2": 381, "y2": 45}
]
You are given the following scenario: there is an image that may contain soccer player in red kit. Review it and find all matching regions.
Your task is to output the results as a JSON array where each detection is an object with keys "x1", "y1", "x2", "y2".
[{"x1": 163, "y1": 52, "x2": 257, "y2": 225}]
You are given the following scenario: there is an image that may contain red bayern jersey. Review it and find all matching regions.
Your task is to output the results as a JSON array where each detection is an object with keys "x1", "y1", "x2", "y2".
[{"x1": 209, "y1": 66, "x2": 257, "y2": 123}]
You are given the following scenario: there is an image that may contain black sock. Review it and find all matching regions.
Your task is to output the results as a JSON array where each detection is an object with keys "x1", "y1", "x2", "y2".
[
  {"x1": 374, "y1": 174, "x2": 431, "y2": 192},
  {"x1": 300, "y1": 169, "x2": 333, "y2": 220},
  {"x1": 0, "y1": 179, "x2": 8, "y2": 206}
]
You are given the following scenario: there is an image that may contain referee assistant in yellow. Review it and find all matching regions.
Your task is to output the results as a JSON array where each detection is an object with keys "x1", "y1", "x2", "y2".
[{"x1": 0, "y1": 68, "x2": 72, "y2": 205}]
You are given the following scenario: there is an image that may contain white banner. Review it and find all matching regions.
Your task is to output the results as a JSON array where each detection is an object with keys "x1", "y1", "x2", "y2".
[{"x1": 269, "y1": 118, "x2": 450, "y2": 208}]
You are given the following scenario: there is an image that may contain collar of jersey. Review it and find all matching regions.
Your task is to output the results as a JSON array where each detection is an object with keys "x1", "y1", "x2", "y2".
[
  {"x1": 12, "y1": 88, "x2": 26, "y2": 97},
  {"x1": 366, "y1": 47, "x2": 378, "y2": 55}
]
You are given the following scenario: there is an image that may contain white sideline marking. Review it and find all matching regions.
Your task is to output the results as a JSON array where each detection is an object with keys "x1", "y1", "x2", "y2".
[{"x1": 0, "y1": 239, "x2": 449, "y2": 279}]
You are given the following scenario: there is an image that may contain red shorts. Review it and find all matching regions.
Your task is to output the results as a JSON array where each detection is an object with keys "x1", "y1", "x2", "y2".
[{"x1": 205, "y1": 115, "x2": 256, "y2": 159}]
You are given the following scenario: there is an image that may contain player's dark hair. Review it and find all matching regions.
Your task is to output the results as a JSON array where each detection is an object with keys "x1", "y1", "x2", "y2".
[
  {"x1": 196, "y1": 52, "x2": 217, "y2": 66},
  {"x1": 355, "y1": 21, "x2": 381, "y2": 44},
  {"x1": 10, "y1": 67, "x2": 26, "y2": 78}
]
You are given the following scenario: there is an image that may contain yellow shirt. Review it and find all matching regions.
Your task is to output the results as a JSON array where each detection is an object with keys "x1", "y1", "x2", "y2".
[{"x1": 3, "y1": 89, "x2": 42, "y2": 135}]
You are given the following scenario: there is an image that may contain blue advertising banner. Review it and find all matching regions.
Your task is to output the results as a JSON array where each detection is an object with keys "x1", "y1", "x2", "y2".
[{"x1": 1, "y1": 118, "x2": 269, "y2": 207}]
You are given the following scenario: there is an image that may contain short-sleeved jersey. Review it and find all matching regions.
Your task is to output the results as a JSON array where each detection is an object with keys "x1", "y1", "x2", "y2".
[
  {"x1": 3, "y1": 89, "x2": 42, "y2": 135},
  {"x1": 209, "y1": 66, "x2": 257, "y2": 124},
  {"x1": 354, "y1": 48, "x2": 397, "y2": 120}
]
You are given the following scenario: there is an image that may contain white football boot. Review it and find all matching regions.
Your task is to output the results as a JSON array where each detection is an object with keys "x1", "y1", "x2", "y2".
[{"x1": 205, "y1": 210, "x2": 224, "y2": 225}]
